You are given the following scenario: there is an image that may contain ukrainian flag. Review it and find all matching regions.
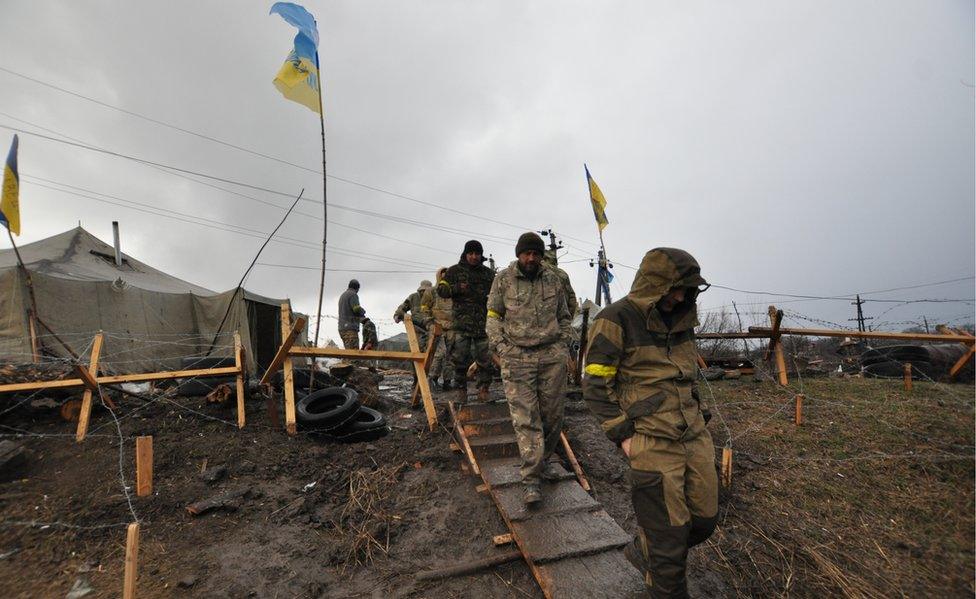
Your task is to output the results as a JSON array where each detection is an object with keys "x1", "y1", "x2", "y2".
[
  {"x1": 585, "y1": 164, "x2": 609, "y2": 232},
  {"x1": 1, "y1": 135, "x2": 19, "y2": 236},
  {"x1": 270, "y1": 2, "x2": 321, "y2": 114}
]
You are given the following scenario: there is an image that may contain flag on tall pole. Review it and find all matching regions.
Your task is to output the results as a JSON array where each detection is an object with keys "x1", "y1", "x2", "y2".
[
  {"x1": 270, "y1": 2, "x2": 321, "y2": 114},
  {"x1": 584, "y1": 164, "x2": 608, "y2": 233},
  {"x1": 1, "y1": 135, "x2": 20, "y2": 236}
]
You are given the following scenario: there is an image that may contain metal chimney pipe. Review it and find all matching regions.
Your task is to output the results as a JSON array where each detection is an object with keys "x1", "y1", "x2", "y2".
[{"x1": 112, "y1": 221, "x2": 122, "y2": 267}]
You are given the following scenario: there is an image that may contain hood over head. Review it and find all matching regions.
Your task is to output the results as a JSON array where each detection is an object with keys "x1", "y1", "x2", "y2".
[
  {"x1": 627, "y1": 248, "x2": 707, "y2": 330},
  {"x1": 418, "y1": 280, "x2": 433, "y2": 292}
]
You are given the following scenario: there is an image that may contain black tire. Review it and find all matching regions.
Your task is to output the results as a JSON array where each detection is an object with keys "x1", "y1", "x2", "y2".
[
  {"x1": 330, "y1": 406, "x2": 389, "y2": 443},
  {"x1": 296, "y1": 387, "x2": 360, "y2": 428},
  {"x1": 335, "y1": 424, "x2": 390, "y2": 443}
]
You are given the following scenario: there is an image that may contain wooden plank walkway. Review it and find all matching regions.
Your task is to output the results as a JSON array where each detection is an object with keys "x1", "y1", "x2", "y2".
[{"x1": 451, "y1": 400, "x2": 644, "y2": 598}]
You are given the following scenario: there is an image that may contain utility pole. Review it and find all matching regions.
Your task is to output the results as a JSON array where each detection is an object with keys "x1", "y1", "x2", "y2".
[
  {"x1": 848, "y1": 294, "x2": 873, "y2": 332},
  {"x1": 589, "y1": 250, "x2": 613, "y2": 306},
  {"x1": 538, "y1": 228, "x2": 563, "y2": 255},
  {"x1": 922, "y1": 316, "x2": 930, "y2": 334}
]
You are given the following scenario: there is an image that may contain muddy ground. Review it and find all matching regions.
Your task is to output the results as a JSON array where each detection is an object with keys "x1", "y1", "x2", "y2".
[{"x1": 0, "y1": 371, "x2": 972, "y2": 598}]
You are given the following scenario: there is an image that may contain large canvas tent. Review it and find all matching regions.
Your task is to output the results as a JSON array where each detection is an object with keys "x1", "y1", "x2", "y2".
[{"x1": 0, "y1": 226, "x2": 300, "y2": 374}]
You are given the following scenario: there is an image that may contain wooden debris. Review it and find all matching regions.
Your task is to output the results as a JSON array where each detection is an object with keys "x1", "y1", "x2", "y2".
[
  {"x1": 205, "y1": 383, "x2": 233, "y2": 404},
  {"x1": 415, "y1": 550, "x2": 522, "y2": 581},
  {"x1": 493, "y1": 533, "x2": 513, "y2": 546},
  {"x1": 135, "y1": 436, "x2": 153, "y2": 497},
  {"x1": 185, "y1": 488, "x2": 252, "y2": 516}
]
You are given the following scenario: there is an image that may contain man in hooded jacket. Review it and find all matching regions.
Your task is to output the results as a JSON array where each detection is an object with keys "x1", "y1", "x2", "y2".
[
  {"x1": 421, "y1": 267, "x2": 454, "y2": 390},
  {"x1": 394, "y1": 279, "x2": 433, "y2": 350},
  {"x1": 438, "y1": 240, "x2": 495, "y2": 402},
  {"x1": 583, "y1": 247, "x2": 717, "y2": 599}
]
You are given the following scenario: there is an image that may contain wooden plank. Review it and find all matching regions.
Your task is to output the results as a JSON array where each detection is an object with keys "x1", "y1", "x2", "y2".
[
  {"x1": 75, "y1": 332, "x2": 104, "y2": 443},
  {"x1": 0, "y1": 378, "x2": 86, "y2": 393},
  {"x1": 288, "y1": 347, "x2": 427, "y2": 360},
  {"x1": 903, "y1": 363, "x2": 913, "y2": 392},
  {"x1": 511, "y1": 509, "x2": 631, "y2": 562},
  {"x1": 536, "y1": 550, "x2": 645, "y2": 598},
  {"x1": 447, "y1": 401, "x2": 480, "y2": 475},
  {"x1": 949, "y1": 346, "x2": 975, "y2": 379},
  {"x1": 767, "y1": 306, "x2": 788, "y2": 386},
  {"x1": 794, "y1": 394, "x2": 803, "y2": 426},
  {"x1": 27, "y1": 313, "x2": 39, "y2": 364},
  {"x1": 457, "y1": 401, "x2": 510, "y2": 423},
  {"x1": 411, "y1": 330, "x2": 439, "y2": 408},
  {"x1": 468, "y1": 433, "x2": 520, "y2": 460},
  {"x1": 748, "y1": 326, "x2": 975, "y2": 344},
  {"x1": 135, "y1": 436, "x2": 153, "y2": 497},
  {"x1": 493, "y1": 533, "x2": 514, "y2": 546},
  {"x1": 234, "y1": 335, "x2": 246, "y2": 429},
  {"x1": 463, "y1": 417, "x2": 513, "y2": 438},
  {"x1": 73, "y1": 364, "x2": 99, "y2": 391},
  {"x1": 404, "y1": 315, "x2": 437, "y2": 430},
  {"x1": 259, "y1": 315, "x2": 306, "y2": 385},
  {"x1": 123, "y1": 522, "x2": 140, "y2": 599},
  {"x1": 95, "y1": 366, "x2": 241, "y2": 384},
  {"x1": 280, "y1": 303, "x2": 297, "y2": 435},
  {"x1": 481, "y1": 459, "x2": 575, "y2": 488},
  {"x1": 492, "y1": 478, "x2": 600, "y2": 519},
  {"x1": 559, "y1": 431, "x2": 591, "y2": 492}
]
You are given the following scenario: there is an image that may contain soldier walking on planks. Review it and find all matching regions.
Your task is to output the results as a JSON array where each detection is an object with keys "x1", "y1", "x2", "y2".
[
  {"x1": 582, "y1": 248, "x2": 717, "y2": 598},
  {"x1": 422, "y1": 267, "x2": 455, "y2": 390},
  {"x1": 486, "y1": 232, "x2": 573, "y2": 506},
  {"x1": 438, "y1": 240, "x2": 495, "y2": 403},
  {"x1": 338, "y1": 279, "x2": 367, "y2": 350}
]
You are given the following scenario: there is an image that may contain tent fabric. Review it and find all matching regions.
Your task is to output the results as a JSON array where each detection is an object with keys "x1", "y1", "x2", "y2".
[{"x1": 0, "y1": 227, "x2": 301, "y2": 374}]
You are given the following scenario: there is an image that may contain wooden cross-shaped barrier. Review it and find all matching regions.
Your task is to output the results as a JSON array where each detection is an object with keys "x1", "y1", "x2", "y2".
[
  {"x1": 0, "y1": 331, "x2": 248, "y2": 441},
  {"x1": 260, "y1": 305, "x2": 438, "y2": 433},
  {"x1": 765, "y1": 306, "x2": 789, "y2": 386}
]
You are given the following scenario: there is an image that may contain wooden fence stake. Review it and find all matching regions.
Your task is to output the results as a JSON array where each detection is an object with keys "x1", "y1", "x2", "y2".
[
  {"x1": 903, "y1": 363, "x2": 912, "y2": 393},
  {"x1": 280, "y1": 303, "x2": 297, "y2": 435},
  {"x1": 123, "y1": 522, "x2": 140, "y2": 599},
  {"x1": 135, "y1": 436, "x2": 153, "y2": 497},
  {"x1": 404, "y1": 315, "x2": 437, "y2": 430},
  {"x1": 75, "y1": 332, "x2": 105, "y2": 443},
  {"x1": 721, "y1": 447, "x2": 732, "y2": 488},
  {"x1": 234, "y1": 332, "x2": 246, "y2": 429},
  {"x1": 411, "y1": 329, "x2": 439, "y2": 408},
  {"x1": 767, "y1": 306, "x2": 789, "y2": 386},
  {"x1": 794, "y1": 394, "x2": 804, "y2": 426}
]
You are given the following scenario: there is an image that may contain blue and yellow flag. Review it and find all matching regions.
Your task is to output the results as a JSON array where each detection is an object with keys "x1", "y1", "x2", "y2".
[
  {"x1": 270, "y1": 2, "x2": 321, "y2": 114},
  {"x1": 0, "y1": 135, "x2": 20, "y2": 236},
  {"x1": 585, "y1": 164, "x2": 608, "y2": 232}
]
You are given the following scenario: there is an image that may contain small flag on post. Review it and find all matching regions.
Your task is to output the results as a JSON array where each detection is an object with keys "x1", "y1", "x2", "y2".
[
  {"x1": 585, "y1": 164, "x2": 609, "y2": 232},
  {"x1": 1, "y1": 135, "x2": 20, "y2": 236},
  {"x1": 270, "y1": 2, "x2": 321, "y2": 114}
]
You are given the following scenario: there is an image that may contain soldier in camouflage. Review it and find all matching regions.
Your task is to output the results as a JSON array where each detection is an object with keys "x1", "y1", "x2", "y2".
[
  {"x1": 337, "y1": 279, "x2": 366, "y2": 350},
  {"x1": 394, "y1": 280, "x2": 432, "y2": 350},
  {"x1": 438, "y1": 240, "x2": 495, "y2": 402},
  {"x1": 583, "y1": 248, "x2": 717, "y2": 598},
  {"x1": 421, "y1": 267, "x2": 454, "y2": 390},
  {"x1": 487, "y1": 232, "x2": 572, "y2": 505}
]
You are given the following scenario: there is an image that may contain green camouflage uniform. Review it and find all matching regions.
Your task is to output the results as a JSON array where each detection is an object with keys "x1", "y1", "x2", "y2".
[
  {"x1": 360, "y1": 319, "x2": 378, "y2": 350},
  {"x1": 583, "y1": 248, "x2": 717, "y2": 598},
  {"x1": 421, "y1": 285, "x2": 453, "y2": 383},
  {"x1": 487, "y1": 262, "x2": 572, "y2": 486},
  {"x1": 394, "y1": 283, "x2": 432, "y2": 350},
  {"x1": 438, "y1": 257, "x2": 495, "y2": 389}
]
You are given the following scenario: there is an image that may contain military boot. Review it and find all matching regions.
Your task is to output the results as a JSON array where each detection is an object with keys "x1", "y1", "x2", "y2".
[{"x1": 477, "y1": 386, "x2": 490, "y2": 402}]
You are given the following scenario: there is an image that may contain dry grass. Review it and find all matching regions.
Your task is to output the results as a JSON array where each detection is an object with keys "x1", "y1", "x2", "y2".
[
  {"x1": 699, "y1": 376, "x2": 975, "y2": 598},
  {"x1": 329, "y1": 462, "x2": 406, "y2": 569}
]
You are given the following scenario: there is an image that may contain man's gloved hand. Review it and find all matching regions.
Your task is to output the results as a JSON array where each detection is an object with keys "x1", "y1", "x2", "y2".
[
  {"x1": 393, "y1": 314, "x2": 402, "y2": 324},
  {"x1": 702, "y1": 410, "x2": 712, "y2": 425}
]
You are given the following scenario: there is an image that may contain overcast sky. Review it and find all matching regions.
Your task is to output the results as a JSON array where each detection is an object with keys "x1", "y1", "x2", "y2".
[{"x1": 0, "y1": 1, "x2": 972, "y2": 342}]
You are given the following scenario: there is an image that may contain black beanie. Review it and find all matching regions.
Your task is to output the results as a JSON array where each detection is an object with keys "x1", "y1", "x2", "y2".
[
  {"x1": 463, "y1": 240, "x2": 484, "y2": 255},
  {"x1": 515, "y1": 232, "x2": 545, "y2": 256},
  {"x1": 348, "y1": 279, "x2": 360, "y2": 290}
]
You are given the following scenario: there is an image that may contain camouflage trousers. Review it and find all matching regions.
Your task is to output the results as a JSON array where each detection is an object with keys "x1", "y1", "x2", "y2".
[
  {"x1": 339, "y1": 330, "x2": 359, "y2": 350},
  {"x1": 499, "y1": 344, "x2": 568, "y2": 485},
  {"x1": 451, "y1": 334, "x2": 492, "y2": 388},
  {"x1": 628, "y1": 430, "x2": 718, "y2": 598},
  {"x1": 429, "y1": 332, "x2": 453, "y2": 382}
]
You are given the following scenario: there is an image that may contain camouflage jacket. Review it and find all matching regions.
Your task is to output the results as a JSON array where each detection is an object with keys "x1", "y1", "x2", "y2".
[
  {"x1": 361, "y1": 320, "x2": 379, "y2": 349},
  {"x1": 583, "y1": 248, "x2": 708, "y2": 444},
  {"x1": 437, "y1": 257, "x2": 495, "y2": 337},
  {"x1": 553, "y1": 266, "x2": 579, "y2": 316},
  {"x1": 394, "y1": 285, "x2": 431, "y2": 329},
  {"x1": 486, "y1": 262, "x2": 572, "y2": 354},
  {"x1": 337, "y1": 288, "x2": 365, "y2": 331},
  {"x1": 420, "y1": 286, "x2": 453, "y2": 331}
]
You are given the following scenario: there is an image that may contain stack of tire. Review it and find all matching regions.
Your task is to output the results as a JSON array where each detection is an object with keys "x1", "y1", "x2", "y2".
[{"x1": 295, "y1": 387, "x2": 389, "y2": 442}]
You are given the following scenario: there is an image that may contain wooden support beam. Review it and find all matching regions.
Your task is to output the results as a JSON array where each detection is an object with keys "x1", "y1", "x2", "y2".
[
  {"x1": 749, "y1": 326, "x2": 975, "y2": 344},
  {"x1": 721, "y1": 447, "x2": 732, "y2": 488},
  {"x1": 123, "y1": 522, "x2": 140, "y2": 599},
  {"x1": 404, "y1": 315, "x2": 437, "y2": 430},
  {"x1": 476, "y1": 483, "x2": 489, "y2": 494},
  {"x1": 287, "y1": 347, "x2": 427, "y2": 361},
  {"x1": 412, "y1": 330, "x2": 439, "y2": 408},
  {"x1": 949, "y1": 346, "x2": 975, "y2": 380},
  {"x1": 259, "y1": 315, "x2": 306, "y2": 385},
  {"x1": 767, "y1": 306, "x2": 788, "y2": 386},
  {"x1": 448, "y1": 401, "x2": 480, "y2": 476},
  {"x1": 903, "y1": 363, "x2": 913, "y2": 393},
  {"x1": 135, "y1": 436, "x2": 153, "y2": 497},
  {"x1": 794, "y1": 394, "x2": 804, "y2": 426},
  {"x1": 234, "y1": 333, "x2": 246, "y2": 429},
  {"x1": 0, "y1": 365, "x2": 245, "y2": 394},
  {"x1": 559, "y1": 431, "x2": 591, "y2": 492},
  {"x1": 27, "y1": 312, "x2": 39, "y2": 364},
  {"x1": 75, "y1": 332, "x2": 104, "y2": 443},
  {"x1": 280, "y1": 303, "x2": 297, "y2": 435}
]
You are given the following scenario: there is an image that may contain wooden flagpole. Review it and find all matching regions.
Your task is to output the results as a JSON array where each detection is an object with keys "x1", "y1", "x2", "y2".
[
  {"x1": 312, "y1": 50, "x2": 327, "y2": 349},
  {"x1": 6, "y1": 228, "x2": 41, "y2": 361}
]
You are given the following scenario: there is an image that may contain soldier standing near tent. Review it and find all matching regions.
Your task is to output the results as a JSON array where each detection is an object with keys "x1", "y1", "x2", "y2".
[
  {"x1": 438, "y1": 240, "x2": 495, "y2": 402},
  {"x1": 337, "y1": 279, "x2": 366, "y2": 350},
  {"x1": 582, "y1": 247, "x2": 717, "y2": 598},
  {"x1": 393, "y1": 280, "x2": 432, "y2": 350},
  {"x1": 422, "y1": 267, "x2": 454, "y2": 390},
  {"x1": 486, "y1": 232, "x2": 572, "y2": 505}
]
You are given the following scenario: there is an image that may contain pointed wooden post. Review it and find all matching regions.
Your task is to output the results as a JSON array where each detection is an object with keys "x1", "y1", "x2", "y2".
[
  {"x1": 280, "y1": 303, "x2": 297, "y2": 435},
  {"x1": 721, "y1": 447, "x2": 733, "y2": 488},
  {"x1": 411, "y1": 330, "x2": 439, "y2": 408},
  {"x1": 75, "y1": 332, "x2": 104, "y2": 442},
  {"x1": 404, "y1": 315, "x2": 437, "y2": 430},
  {"x1": 135, "y1": 436, "x2": 153, "y2": 497},
  {"x1": 767, "y1": 306, "x2": 788, "y2": 386},
  {"x1": 123, "y1": 522, "x2": 140, "y2": 599},
  {"x1": 903, "y1": 363, "x2": 913, "y2": 393},
  {"x1": 794, "y1": 394, "x2": 804, "y2": 426},
  {"x1": 234, "y1": 332, "x2": 246, "y2": 429}
]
